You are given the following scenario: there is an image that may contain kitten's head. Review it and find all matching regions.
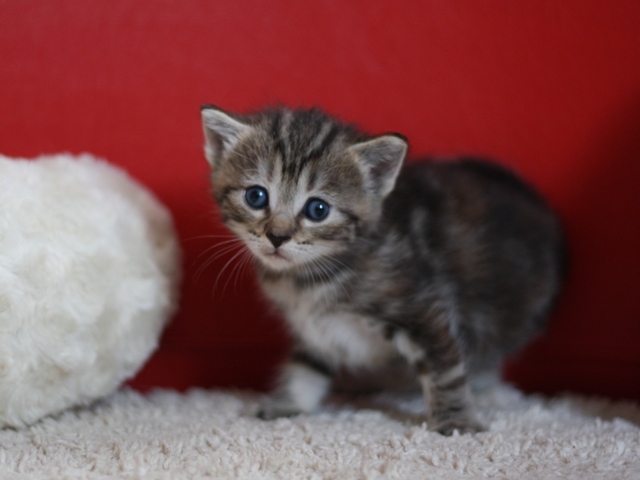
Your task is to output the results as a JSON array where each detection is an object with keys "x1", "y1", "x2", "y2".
[{"x1": 201, "y1": 105, "x2": 407, "y2": 273}]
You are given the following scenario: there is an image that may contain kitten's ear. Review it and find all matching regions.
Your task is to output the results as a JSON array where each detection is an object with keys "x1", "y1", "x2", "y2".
[
  {"x1": 201, "y1": 105, "x2": 253, "y2": 167},
  {"x1": 349, "y1": 134, "x2": 408, "y2": 197}
]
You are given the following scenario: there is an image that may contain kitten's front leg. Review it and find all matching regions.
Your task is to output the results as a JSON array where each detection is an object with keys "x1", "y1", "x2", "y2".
[
  {"x1": 257, "y1": 350, "x2": 333, "y2": 420},
  {"x1": 394, "y1": 328, "x2": 485, "y2": 435}
]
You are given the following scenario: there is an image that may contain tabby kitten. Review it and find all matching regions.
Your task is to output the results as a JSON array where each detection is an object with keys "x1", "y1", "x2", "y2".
[{"x1": 201, "y1": 105, "x2": 565, "y2": 435}]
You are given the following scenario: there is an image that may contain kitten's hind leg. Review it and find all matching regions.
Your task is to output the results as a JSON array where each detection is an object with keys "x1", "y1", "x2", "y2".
[
  {"x1": 257, "y1": 350, "x2": 333, "y2": 420},
  {"x1": 394, "y1": 329, "x2": 485, "y2": 435}
]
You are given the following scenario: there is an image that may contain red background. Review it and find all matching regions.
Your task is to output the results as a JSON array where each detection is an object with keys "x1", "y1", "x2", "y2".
[{"x1": 1, "y1": 1, "x2": 639, "y2": 399}]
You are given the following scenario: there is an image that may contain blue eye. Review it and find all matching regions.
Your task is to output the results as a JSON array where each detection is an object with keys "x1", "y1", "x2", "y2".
[
  {"x1": 245, "y1": 186, "x2": 269, "y2": 209},
  {"x1": 303, "y1": 198, "x2": 330, "y2": 222}
]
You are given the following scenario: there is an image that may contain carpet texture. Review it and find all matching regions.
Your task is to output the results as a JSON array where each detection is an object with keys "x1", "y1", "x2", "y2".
[{"x1": 0, "y1": 384, "x2": 638, "y2": 479}]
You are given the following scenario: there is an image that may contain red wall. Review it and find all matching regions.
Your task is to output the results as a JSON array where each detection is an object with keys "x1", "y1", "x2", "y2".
[{"x1": 1, "y1": 1, "x2": 639, "y2": 399}]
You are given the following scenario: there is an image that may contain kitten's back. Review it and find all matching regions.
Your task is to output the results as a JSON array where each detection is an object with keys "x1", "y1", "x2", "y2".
[{"x1": 384, "y1": 158, "x2": 565, "y2": 367}]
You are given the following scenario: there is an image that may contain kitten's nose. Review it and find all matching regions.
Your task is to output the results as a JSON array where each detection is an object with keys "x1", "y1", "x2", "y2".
[{"x1": 266, "y1": 232, "x2": 291, "y2": 249}]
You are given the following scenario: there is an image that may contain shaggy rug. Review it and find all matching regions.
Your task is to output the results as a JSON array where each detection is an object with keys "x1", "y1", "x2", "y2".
[{"x1": 0, "y1": 384, "x2": 638, "y2": 479}]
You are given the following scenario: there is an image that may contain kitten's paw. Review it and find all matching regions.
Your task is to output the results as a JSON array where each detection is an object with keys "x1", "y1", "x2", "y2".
[
  {"x1": 256, "y1": 399, "x2": 305, "y2": 420},
  {"x1": 432, "y1": 414, "x2": 486, "y2": 436}
]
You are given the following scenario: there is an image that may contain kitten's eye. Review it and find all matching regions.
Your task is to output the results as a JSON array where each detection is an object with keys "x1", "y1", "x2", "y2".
[
  {"x1": 245, "y1": 186, "x2": 269, "y2": 209},
  {"x1": 303, "y1": 198, "x2": 330, "y2": 222}
]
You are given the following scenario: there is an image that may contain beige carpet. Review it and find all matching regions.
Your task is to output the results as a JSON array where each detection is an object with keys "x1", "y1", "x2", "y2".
[{"x1": 0, "y1": 384, "x2": 638, "y2": 479}]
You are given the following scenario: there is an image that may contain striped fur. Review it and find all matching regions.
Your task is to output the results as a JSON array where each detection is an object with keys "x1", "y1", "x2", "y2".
[{"x1": 201, "y1": 105, "x2": 566, "y2": 435}]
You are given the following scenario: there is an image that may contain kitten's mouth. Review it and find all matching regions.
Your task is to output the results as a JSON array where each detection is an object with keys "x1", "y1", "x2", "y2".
[
  {"x1": 263, "y1": 250, "x2": 291, "y2": 264},
  {"x1": 258, "y1": 250, "x2": 294, "y2": 271}
]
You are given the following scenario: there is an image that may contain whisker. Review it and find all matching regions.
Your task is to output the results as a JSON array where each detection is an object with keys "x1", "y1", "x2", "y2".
[
  {"x1": 196, "y1": 243, "x2": 242, "y2": 269},
  {"x1": 225, "y1": 249, "x2": 254, "y2": 295},
  {"x1": 186, "y1": 233, "x2": 237, "y2": 242},
  {"x1": 213, "y1": 247, "x2": 250, "y2": 294},
  {"x1": 302, "y1": 259, "x2": 328, "y2": 303},
  {"x1": 308, "y1": 257, "x2": 341, "y2": 305},
  {"x1": 315, "y1": 256, "x2": 352, "y2": 302},
  {"x1": 194, "y1": 238, "x2": 244, "y2": 262},
  {"x1": 321, "y1": 256, "x2": 357, "y2": 297},
  {"x1": 233, "y1": 249, "x2": 253, "y2": 288},
  {"x1": 324, "y1": 255, "x2": 359, "y2": 282},
  {"x1": 194, "y1": 241, "x2": 244, "y2": 282}
]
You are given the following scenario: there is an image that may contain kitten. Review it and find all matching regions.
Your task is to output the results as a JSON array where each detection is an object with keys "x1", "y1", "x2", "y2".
[{"x1": 201, "y1": 105, "x2": 566, "y2": 435}]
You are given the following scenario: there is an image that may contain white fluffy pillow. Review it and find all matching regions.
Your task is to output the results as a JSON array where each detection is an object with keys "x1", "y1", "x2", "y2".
[{"x1": 0, "y1": 153, "x2": 181, "y2": 428}]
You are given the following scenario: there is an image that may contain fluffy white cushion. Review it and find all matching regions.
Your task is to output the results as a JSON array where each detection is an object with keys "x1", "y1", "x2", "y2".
[{"x1": 0, "y1": 153, "x2": 181, "y2": 428}]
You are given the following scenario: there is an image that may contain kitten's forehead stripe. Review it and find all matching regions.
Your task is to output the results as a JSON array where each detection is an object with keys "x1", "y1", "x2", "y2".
[
  {"x1": 264, "y1": 109, "x2": 343, "y2": 195},
  {"x1": 270, "y1": 110, "x2": 285, "y2": 157},
  {"x1": 307, "y1": 170, "x2": 318, "y2": 191},
  {"x1": 265, "y1": 152, "x2": 275, "y2": 184},
  {"x1": 280, "y1": 110, "x2": 294, "y2": 161},
  {"x1": 305, "y1": 123, "x2": 340, "y2": 161},
  {"x1": 305, "y1": 120, "x2": 334, "y2": 157}
]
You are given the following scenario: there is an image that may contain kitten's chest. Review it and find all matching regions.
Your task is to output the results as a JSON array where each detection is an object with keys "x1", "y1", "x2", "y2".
[{"x1": 261, "y1": 280, "x2": 396, "y2": 367}]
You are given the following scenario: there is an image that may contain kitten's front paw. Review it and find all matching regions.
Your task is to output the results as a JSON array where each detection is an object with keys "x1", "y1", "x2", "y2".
[
  {"x1": 256, "y1": 398, "x2": 305, "y2": 420},
  {"x1": 432, "y1": 414, "x2": 486, "y2": 436}
]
